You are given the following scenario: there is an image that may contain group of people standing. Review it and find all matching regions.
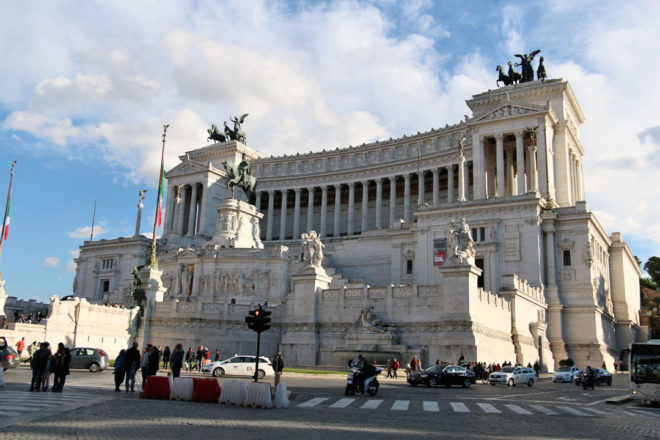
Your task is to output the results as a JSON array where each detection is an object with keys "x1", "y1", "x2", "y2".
[{"x1": 29, "y1": 341, "x2": 71, "y2": 392}]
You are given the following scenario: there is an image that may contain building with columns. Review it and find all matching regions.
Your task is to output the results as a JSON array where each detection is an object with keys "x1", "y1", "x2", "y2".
[{"x1": 73, "y1": 78, "x2": 641, "y2": 370}]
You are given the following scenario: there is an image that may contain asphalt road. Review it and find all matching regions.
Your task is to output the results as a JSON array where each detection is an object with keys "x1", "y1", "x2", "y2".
[{"x1": 1, "y1": 365, "x2": 659, "y2": 439}]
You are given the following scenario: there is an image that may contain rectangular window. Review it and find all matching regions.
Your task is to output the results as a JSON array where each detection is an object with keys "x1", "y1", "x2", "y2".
[
  {"x1": 475, "y1": 258, "x2": 485, "y2": 288},
  {"x1": 406, "y1": 259, "x2": 414, "y2": 275},
  {"x1": 101, "y1": 258, "x2": 114, "y2": 270},
  {"x1": 563, "y1": 250, "x2": 572, "y2": 266},
  {"x1": 472, "y1": 228, "x2": 478, "y2": 241},
  {"x1": 480, "y1": 227, "x2": 486, "y2": 242}
]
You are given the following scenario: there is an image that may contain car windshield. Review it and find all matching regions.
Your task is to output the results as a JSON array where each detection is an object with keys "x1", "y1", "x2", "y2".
[
  {"x1": 501, "y1": 367, "x2": 515, "y2": 373},
  {"x1": 425, "y1": 364, "x2": 447, "y2": 372},
  {"x1": 556, "y1": 367, "x2": 571, "y2": 372}
]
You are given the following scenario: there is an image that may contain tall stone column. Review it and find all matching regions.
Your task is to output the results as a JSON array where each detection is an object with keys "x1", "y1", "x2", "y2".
[
  {"x1": 418, "y1": 172, "x2": 425, "y2": 205},
  {"x1": 432, "y1": 169, "x2": 439, "y2": 204},
  {"x1": 472, "y1": 133, "x2": 485, "y2": 199},
  {"x1": 293, "y1": 188, "x2": 301, "y2": 239},
  {"x1": 266, "y1": 190, "x2": 275, "y2": 240},
  {"x1": 542, "y1": 213, "x2": 568, "y2": 366},
  {"x1": 134, "y1": 192, "x2": 144, "y2": 237},
  {"x1": 375, "y1": 178, "x2": 383, "y2": 229},
  {"x1": 447, "y1": 165, "x2": 454, "y2": 203},
  {"x1": 187, "y1": 184, "x2": 198, "y2": 236},
  {"x1": 165, "y1": 186, "x2": 176, "y2": 234},
  {"x1": 505, "y1": 147, "x2": 514, "y2": 196},
  {"x1": 279, "y1": 189, "x2": 288, "y2": 240},
  {"x1": 175, "y1": 186, "x2": 185, "y2": 236},
  {"x1": 495, "y1": 134, "x2": 504, "y2": 197},
  {"x1": 515, "y1": 131, "x2": 525, "y2": 195},
  {"x1": 195, "y1": 186, "x2": 204, "y2": 234},
  {"x1": 361, "y1": 181, "x2": 369, "y2": 232},
  {"x1": 458, "y1": 157, "x2": 466, "y2": 202},
  {"x1": 576, "y1": 159, "x2": 585, "y2": 201},
  {"x1": 255, "y1": 191, "x2": 262, "y2": 213},
  {"x1": 389, "y1": 176, "x2": 397, "y2": 227},
  {"x1": 333, "y1": 184, "x2": 341, "y2": 237},
  {"x1": 320, "y1": 186, "x2": 328, "y2": 237},
  {"x1": 347, "y1": 182, "x2": 355, "y2": 235},
  {"x1": 528, "y1": 144, "x2": 539, "y2": 194},
  {"x1": 403, "y1": 174, "x2": 411, "y2": 222},
  {"x1": 138, "y1": 265, "x2": 166, "y2": 349},
  {"x1": 306, "y1": 187, "x2": 315, "y2": 233}
]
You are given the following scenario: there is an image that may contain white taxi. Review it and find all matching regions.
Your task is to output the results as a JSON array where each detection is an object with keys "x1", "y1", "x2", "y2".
[
  {"x1": 553, "y1": 366, "x2": 580, "y2": 382},
  {"x1": 489, "y1": 366, "x2": 536, "y2": 387},
  {"x1": 201, "y1": 355, "x2": 275, "y2": 379}
]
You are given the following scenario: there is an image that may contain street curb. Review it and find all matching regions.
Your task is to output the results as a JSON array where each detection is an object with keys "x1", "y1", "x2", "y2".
[{"x1": 606, "y1": 394, "x2": 632, "y2": 404}]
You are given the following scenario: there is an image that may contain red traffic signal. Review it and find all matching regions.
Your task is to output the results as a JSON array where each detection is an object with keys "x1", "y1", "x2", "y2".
[{"x1": 245, "y1": 306, "x2": 271, "y2": 333}]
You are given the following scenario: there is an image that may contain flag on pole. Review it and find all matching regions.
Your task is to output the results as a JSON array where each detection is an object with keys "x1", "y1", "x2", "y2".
[
  {"x1": 2, "y1": 192, "x2": 9, "y2": 240},
  {"x1": 156, "y1": 166, "x2": 164, "y2": 228}
]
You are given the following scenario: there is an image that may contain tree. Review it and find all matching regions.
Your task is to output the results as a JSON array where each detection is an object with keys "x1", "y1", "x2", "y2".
[{"x1": 644, "y1": 257, "x2": 660, "y2": 288}]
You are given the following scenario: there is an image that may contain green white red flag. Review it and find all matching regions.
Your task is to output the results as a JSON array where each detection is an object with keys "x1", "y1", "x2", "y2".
[
  {"x1": 156, "y1": 166, "x2": 164, "y2": 228},
  {"x1": 2, "y1": 192, "x2": 10, "y2": 240}
]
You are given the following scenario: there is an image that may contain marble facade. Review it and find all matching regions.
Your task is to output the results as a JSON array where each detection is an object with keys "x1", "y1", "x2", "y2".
[{"x1": 73, "y1": 79, "x2": 641, "y2": 370}]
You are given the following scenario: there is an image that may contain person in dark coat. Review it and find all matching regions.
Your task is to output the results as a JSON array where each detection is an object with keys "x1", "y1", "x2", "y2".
[
  {"x1": 30, "y1": 343, "x2": 50, "y2": 391},
  {"x1": 52, "y1": 343, "x2": 71, "y2": 392},
  {"x1": 114, "y1": 350, "x2": 127, "y2": 392},
  {"x1": 162, "y1": 346, "x2": 171, "y2": 369},
  {"x1": 147, "y1": 345, "x2": 160, "y2": 377},
  {"x1": 170, "y1": 343, "x2": 185, "y2": 378},
  {"x1": 124, "y1": 341, "x2": 141, "y2": 392}
]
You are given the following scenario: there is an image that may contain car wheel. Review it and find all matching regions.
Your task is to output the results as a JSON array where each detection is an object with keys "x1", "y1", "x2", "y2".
[
  {"x1": 463, "y1": 379, "x2": 471, "y2": 388},
  {"x1": 410, "y1": 382, "x2": 417, "y2": 387},
  {"x1": 527, "y1": 379, "x2": 534, "y2": 387},
  {"x1": 257, "y1": 369, "x2": 265, "y2": 379},
  {"x1": 213, "y1": 367, "x2": 225, "y2": 377},
  {"x1": 508, "y1": 378, "x2": 515, "y2": 387},
  {"x1": 88, "y1": 362, "x2": 100, "y2": 373},
  {"x1": 429, "y1": 378, "x2": 437, "y2": 387}
]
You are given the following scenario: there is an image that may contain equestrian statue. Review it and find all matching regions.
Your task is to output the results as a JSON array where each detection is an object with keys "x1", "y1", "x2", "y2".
[{"x1": 223, "y1": 152, "x2": 257, "y2": 202}]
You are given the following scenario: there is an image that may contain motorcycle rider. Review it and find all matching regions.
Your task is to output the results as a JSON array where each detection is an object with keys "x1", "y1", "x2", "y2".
[
  {"x1": 349, "y1": 354, "x2": 368, "y2": 394},
  {"x1": 583, "y1": 366, "x2": 596, "y2": 389}
]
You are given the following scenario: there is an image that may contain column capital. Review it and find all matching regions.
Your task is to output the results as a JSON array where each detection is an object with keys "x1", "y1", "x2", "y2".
[
  {"x1": 494, "y1": 133, "x2": 504, "y2": 142},
  {"x1": 268, "y1": 189, "x2": 275, "y2": 195},
  {"x1": 321, "y1": 185, "x2": 328, "y2": 192},
  {"x1": 281, "y1": 188, "x2": 288, "y2": 195},
  {"x1": 388, "y1": 175, "x2": 397, "y2": 183},
  {"x1": 432, "y1": 168, "x2": 439, "y2": 176},
  {"x1": 307, "y1": 186, "x2": 315, "y2": 192},
  {"x1": 294, "y1": 188, "x2": 302, "y2": 194},
  {"x1": 348, "y1": 181, "x2": 355, "y2": 189},
  {"x1": 403, "y1": 173, "x2": 411, "y2": 181},
  {"x1": 375, "y1": 177, "x2": 382, "y2": 185},
  {"x1": 333, "y1": 183, "x2": 342, "y2": 190},
  {"x1": 514, "y1": 129, "x2": 525, "y2": 138},
  {"x1": 360, "y1": 180, "x2": 369, "y2": 186}
]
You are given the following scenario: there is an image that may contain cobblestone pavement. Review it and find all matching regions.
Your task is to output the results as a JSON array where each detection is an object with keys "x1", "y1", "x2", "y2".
[{"x1": 1, "y1": 368, "x2": 658, "y2": 439}]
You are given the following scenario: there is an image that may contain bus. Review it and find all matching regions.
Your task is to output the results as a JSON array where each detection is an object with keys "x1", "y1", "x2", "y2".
[{"x1": 630, "y1": 340, "x2": 660, "y2": 404}]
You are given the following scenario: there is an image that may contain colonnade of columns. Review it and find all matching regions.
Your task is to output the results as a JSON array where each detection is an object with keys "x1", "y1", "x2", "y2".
[
  {"x1": 476, "y1": 130, "x2": 539, "y2": 199},
  {"x1": 260, "y1": 161, "x2": 471, "y2": 241},
  {"x1": 570, "y1": 152, "x2": 584, "y2": 203},
  {"x1": 165, "y1": 183, "x2": 204, "y2": 237}
]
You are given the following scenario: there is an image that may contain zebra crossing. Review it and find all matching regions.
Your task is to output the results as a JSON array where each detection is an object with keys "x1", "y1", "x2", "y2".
[
  {"x1": 0, "y1": 389, "x2": 111, "y2": 427},
  {"x1": 295, "y1": 397, "x2": 626, "y2": 417}
]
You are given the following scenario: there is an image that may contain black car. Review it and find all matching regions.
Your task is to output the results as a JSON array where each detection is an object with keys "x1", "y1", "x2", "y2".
[
  {"x1": 1, "y1": 336, "x2": 20, "y2": 371},
  {"x1": 408, "y1": 364, "x2": 476, "y2": 388},
  {"x1": 575, "y1": 368, "x2": 612, "y2": 386}
]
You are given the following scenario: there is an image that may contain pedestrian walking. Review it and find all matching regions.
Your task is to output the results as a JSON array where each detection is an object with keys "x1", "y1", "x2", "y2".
[
  {"x1": 162, "y1": 346, "x2": 171, "y2": 370},
  {"x1": 147, "y1": 345, "x2": 160, "y2": 378},
  {"x1": 140, "y1": 345, "x2": 151, "y2": 390},
  {"x1": 16, "y1": 337, "x2": 25, "y2": 362},
  {"x1": 533, "y1": 361, "x2": 541, "y2": 377},
  {"x1": 53, "y1": 346, "x2": 71, "y2": 392},
  {"x1": 170, "y1": 344, "x2": 184, "y2": 378},
  {"x1": 42, "y1": 343, "x2": 53, "y2": 391},
  {"x1": 196, "y1": 346, "x2": 204, "y2": 372},
  {"x1": 185, "y1": 347, "x2": 194, "y2": 371},
  {"x1": 124, "y1": 341, "x2": 140, "y2": 392},
  {"x1": 114, "y1": 350, "x2": 126, "y2": 392},
  {"x1": 26, "y1": 340, "x2": 37, "y2": 363},
  {"x1": 385, "y1": 359, "x2": 393, "y2": 378},
  {"x1": 392, "y1": 358, "x2": 399, "y2": 378},
  {"x1": 214, "y1": 349, "x2": 221, "y2": 362},
  {"x1": 273, "y1": 350, "x2": 284, "y2": 387}
]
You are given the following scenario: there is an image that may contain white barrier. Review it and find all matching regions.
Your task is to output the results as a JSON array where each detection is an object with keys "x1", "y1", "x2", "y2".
[
  {"x1": 274, "y1": 382, "x2": 289, "y2": 408},
  {"x1": 218, "y1": 380, "x2": 247, "y2": 405},
  {"x1": 244, "y1": 382, "x2": 272, "y2": 408},
  {"x1": 170, "y1": 377, "x2": 194, "y2": 401}
]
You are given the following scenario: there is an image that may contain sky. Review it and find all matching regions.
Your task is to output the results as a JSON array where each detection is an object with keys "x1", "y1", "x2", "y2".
[{"x1": 0, "y1": 0, "x2": 659, "y2": 303}]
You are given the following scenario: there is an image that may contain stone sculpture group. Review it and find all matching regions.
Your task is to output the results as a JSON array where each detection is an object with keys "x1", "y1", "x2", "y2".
[
  {"x1": 300, "y1": 231, "x2": 325, "y2": 268},
  {"x1": 207, "y1": 113, "x2": 249, "y2": 144}
]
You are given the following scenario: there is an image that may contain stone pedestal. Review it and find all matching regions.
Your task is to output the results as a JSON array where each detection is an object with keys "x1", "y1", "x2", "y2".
[
  {"x1": 212, "y1": 198, "x2": 263, "y2": 249},
  {"x1": 138, "y1": 266, "x2": 167, "y2": 345},
  {"x1": 437, "y1": 262, "x2": 482, "y2": 313}
]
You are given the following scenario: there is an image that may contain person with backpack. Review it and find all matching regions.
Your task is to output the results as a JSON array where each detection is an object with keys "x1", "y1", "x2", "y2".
[{"x1": 392, "y1": 358, "x2": 400, "y2": 378}]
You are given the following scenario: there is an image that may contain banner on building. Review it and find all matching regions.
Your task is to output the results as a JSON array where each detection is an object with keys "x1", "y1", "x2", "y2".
[{"x1": 433, "y1": 238, "x2": 447, "y2": 266}]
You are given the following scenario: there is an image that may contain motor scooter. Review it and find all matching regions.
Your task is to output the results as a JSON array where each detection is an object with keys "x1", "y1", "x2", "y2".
[
  {"x1": 582, "y1": 371, "x2": 596, "y2": 390},
  {"x1": 345, "y1": 366, "x2": 381, "y2": 396}
]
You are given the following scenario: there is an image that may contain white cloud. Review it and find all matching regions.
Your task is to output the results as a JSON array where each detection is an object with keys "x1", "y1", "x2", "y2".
[
  {"x1": 44, "y1": 257, "x2": 60, "y2": 268},
  {"x1": 68, "y1": 224, "x2": 107, "y2": 239}
]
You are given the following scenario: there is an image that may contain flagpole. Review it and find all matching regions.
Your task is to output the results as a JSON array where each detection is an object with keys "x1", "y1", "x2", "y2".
[
  {"x1": 0, "y1": 160, "x2": 16, "y2": 264},
  {"x1": 146, "y1": 125, "x2": 169, "y2": 269},
  {"x1": 90, "y1": 199, "x2": 97, "y2": 241}
]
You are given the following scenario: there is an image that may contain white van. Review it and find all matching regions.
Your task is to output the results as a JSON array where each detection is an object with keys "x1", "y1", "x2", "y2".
[{"x1": 489, "y1": 366, "x2": 536, "y2": 386}]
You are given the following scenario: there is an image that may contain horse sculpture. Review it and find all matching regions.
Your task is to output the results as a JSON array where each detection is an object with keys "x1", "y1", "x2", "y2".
[
  {"x1": 496, "y1": 64, "x2": 520, "y2": 87},
  {"x1": 222, "y1": 114, "x2": 248, "y2": 143},
  {"x1": 223, "y1": 159, "x2": 257, "y2": 201},
  {"x1": 207, "y1": 124, "x2": 227, "y2": 143}
]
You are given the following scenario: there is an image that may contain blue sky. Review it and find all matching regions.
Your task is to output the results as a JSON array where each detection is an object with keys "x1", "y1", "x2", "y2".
[{"x1": 1, "y1": 0, "x2": 659, "y2": 303}]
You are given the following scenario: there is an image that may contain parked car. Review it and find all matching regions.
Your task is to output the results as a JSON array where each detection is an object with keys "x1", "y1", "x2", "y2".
[
  {"x1": 0, "y1": 336, "x2": 20, "y2": 371},
  {"x1": 201, "y1": 355, "x2": 274, "y2": 379},
  {"x1": 489, "y1": 366, "x2": 536, "y2": 387},
  {"x1": 408, "y1": 364, "x2": 475, "y2": 388},
  {"x1": 553, "y1": 366, "x2": 581, "y2": 382},
  {"x1": 69, "y1": 347, "x2": 109, "y2": 372},
  {"x1": 575, "y1": 368, "x2": 612, "y2": 386}
]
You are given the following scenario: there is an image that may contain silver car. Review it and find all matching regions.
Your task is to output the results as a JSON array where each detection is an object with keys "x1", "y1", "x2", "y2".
[
  {"x1": 69, "y1": 347, "x2": 109, "y2": 372},
  {"x1": 0, "y1": 336, "x2": 20, "y2": 371}
]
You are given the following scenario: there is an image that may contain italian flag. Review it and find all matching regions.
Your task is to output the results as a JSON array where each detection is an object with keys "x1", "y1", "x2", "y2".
[
  {"x1": 2, "y1": 192, "x2": 9, "y2": 240},
  {"x1": 156, "y1": 167, "x2": 164, "y2": 228}
]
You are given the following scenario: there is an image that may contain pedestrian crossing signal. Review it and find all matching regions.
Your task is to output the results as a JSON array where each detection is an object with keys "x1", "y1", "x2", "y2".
[{"x1": 245, "y1": 305, "x2": 271, "y2": 333}]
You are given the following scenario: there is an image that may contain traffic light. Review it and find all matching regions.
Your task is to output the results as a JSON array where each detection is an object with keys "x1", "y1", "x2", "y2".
[{"x1": 245, "y1": 305, "x2": 271, "y2": 333}]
